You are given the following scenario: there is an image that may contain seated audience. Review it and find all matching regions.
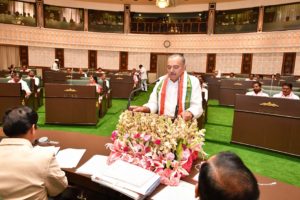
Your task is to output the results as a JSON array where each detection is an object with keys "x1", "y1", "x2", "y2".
[
  {"x1": 26, "y1": 70, "x2": 40, "y2": 87},
  {"x1": 0, "y1": 106, "x2": 68, "y2": 199},
  {"x1": 88, "y1": 75, "x2": 102, "y2": 94},
  {"x1": 21, "y1": 65, "x2": 30, "y2": 73},
  {"x1": 245, "y1": 74, "x2": 256, "y2": 81},
  {"x1": 8, "y1": 72, "x2": 31, "y2": 98},
  {"x1": 273, "y1": 83, "x2": 300, "y2": 100},
  {"x1": 132, "y1": 68, "x2": 139, "y2": 89},
  {"x1": 246, "y1": 81, "x2": 269, "y2": 97},
  {"x1": 78, "y1": 68, "x2": 87, "y2": 77},
  {"x1": 195, "y1": 151, "x2": 259, "y2": 200}
]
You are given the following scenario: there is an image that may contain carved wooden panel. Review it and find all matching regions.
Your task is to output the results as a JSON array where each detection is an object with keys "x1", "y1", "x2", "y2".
[
  {"x1": 88, "y1": 50, "x2": 97, "y2": 69},
  {"x1": 119, "y1": 51, "x2": 128, "y2": 71},
  {"x1": 150, "y1": 53, "x2": 157, "y2": 73},
  {"x1": 19, "y1": 46, "x2": 28, "y2": 66},
  {"x1": 282, "y1": 52, "x2": 296, "y2": 75},
  {"x1": 241, "y1": 53, "x2": 253, "y2": 74},
  {"x1": 206, "y1": 53, "x2": 216, "y2": 73},
  {"x1": 55, "y1": 48, "x2": 64, "y2": 68}
]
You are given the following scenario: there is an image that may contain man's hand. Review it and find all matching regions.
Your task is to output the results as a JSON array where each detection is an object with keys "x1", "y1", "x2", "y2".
[
  {"x1": 181, "y1": 111, "x2": 193, "y2": 121},
  {"x1": 128, "y1": 106, "x2": 150, "y2": 113}
]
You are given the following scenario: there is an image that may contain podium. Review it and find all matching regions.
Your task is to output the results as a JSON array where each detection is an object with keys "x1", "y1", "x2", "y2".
[
  {"x1": 232, "y1": 94, "x2": 300, "y2": 156},
  {"x1": 0, "y1": 83, "x2": 23, "y2": 122},
  {"x1": 45, "y1": 83, "x2": 99, "y2": 125}
]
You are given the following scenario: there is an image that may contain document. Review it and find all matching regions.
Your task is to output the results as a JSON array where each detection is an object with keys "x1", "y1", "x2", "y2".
[
  {"x1": 76, "y1": 155, "x2": 109, "y2": 175},
  {"x1": 33, "y1": 145, "x2": 60, "y2": 155},
  {"x1": 151, "y1": 181, "x2": 197, "y2": 200},
  {"x1": 91, "y1": 159, "x2": 161, "y2": 200},
  {"x1": 56, "y1": 148, "x2": 86, "y2": 168}
]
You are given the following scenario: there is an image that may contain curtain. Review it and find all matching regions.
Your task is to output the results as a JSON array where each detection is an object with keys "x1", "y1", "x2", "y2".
[
  {"x1": 8, "y1": 1, "x2": 35, "y2": 17},
  {"x1": 61, "y1": 8, "x2": 81, "y2": 23},
  {"x1": 276, "y1": 4, "x2": 300, "y2": 22},
  {"x1": 0, "y1": 45, "x2": 20, "y2": 70}
]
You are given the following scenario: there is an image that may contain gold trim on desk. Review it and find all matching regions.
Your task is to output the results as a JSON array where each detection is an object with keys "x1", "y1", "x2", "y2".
[
  {"x1": 116, "y1": 77, "x2": 124, "y2": 80},
  {"x1": 65, "y1": 75, "x2": 72, "y2": 78},
  {"x1": 259, "y1": 102, "x2": 279, "y2": 108},
  {"x1": 64, "y1": 88, "x2": 77, "y2": 92}
]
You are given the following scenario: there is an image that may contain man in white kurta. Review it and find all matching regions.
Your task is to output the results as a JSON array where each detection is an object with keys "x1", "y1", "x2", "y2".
[
  {"x1": 273, "y1": 83, "x2": 300, "y2": 100},
  {"x1": 131, "y1": 54, "x2": 203, "y2": 121},
  {"x1": 246, "y1": 81, "x2": 269, "y2": 97},
  {"x1": 51, "y1": 59, "x2": 59, "y2": 71},
  {"x1": 139, "y1": 64, "x2": 148, "y2": 91},
  {"x1": 8, "y1": 72, "x2": 31, "y2": 98}
]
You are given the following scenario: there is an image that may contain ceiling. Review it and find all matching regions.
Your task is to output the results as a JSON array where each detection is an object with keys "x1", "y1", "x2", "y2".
[{"x1": 75, "y1": 0, "x2": 241, "y2": 6}]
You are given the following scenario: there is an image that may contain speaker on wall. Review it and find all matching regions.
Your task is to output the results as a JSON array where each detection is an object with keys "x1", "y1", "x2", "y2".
[
  {"x1": 124, "y1": 4, "x2": 130, "y2": 11},
  {"x1": 209, "y1": 3, "x2": 216, "y2": 10}
]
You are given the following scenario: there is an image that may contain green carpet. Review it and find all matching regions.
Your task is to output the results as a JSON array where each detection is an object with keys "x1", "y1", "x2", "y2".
[{"x1": 36, "y1": 88, "x2": 300, "y2": 187}]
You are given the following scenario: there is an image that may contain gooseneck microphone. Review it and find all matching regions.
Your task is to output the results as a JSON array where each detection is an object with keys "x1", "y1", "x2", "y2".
[{"x1": 127, "y1": 78, "x2": 160, "y2": 109}]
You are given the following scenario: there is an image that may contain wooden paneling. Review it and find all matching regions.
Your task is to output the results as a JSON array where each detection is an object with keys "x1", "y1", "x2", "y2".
[
  {"x1": 119, "y1": 51, "x2": 128, "y2": 71},
  {"x1": 88, "y1": 50, "x2": 97, "y2": 69},
  {"x1": 19, "y1": 46, "x2": 28, "y2": 66},
  {"x1": 282, "y1": 52, "x2": 296, "y2": 75},
  {"x1": 206, "y1": 53, "x2": 216, "y2": 73},
  {"x1": 150, "y1": 53, "x2": 157, "y2": 73},
  {"x1": 241, "y1": 53, "x2": 253, "y2": 74},
  {"x1": 55, "y1": 48, "x2": 64, "y2": 68}
]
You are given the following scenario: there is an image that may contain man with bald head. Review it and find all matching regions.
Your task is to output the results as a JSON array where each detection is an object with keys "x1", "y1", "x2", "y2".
[
  {"x1": 131, "y1": 54, "x2": 203, "y2": 121},
  {"x1": 195, "y1": 152, "x2": 259, "y2": 200}
]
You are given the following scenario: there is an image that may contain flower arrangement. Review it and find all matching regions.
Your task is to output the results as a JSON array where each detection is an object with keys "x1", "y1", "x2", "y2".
[{"x1": 106, "y1": 110, "x2": 206, "y2": 186}]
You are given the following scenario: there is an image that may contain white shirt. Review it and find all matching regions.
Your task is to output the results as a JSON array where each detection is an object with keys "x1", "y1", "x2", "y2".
[
  {"x1": 246, "y1": 91, "x2": 269, "y2": 97},
  {"x1": 202, "y1": 87, "x2": 208, "y2": 101},
  {"x1": 51, "y1": 62, "x2": 59, "y2": 71},
  {"x1": 273, "y1": 92, "x2": 300, "y2": 100},
  {"x1": 8, "y1": 79, "x2": 31, "y2": 94},
  {"x1": 140, "y1": 67, "x2": 147, "y2": 80},
  {"x1": 144, "y1": 72, "x2": 203, "y2": 119},
  {"x1": 26, "y1": 76, "x2": 40, "y2": 87}
]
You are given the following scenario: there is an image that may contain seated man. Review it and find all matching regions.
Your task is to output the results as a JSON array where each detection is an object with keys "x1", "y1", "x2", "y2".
[
  {"x1": 195, "y1": 152, "x2": 259, "y2": 200},
  {"x1": 246, "y1": 81, "x2": 269, "y2": 97},
  {"x1": 8, "y1": 72, "x2": 31, "y2": 98},
  {"x1": 51, "y1": 59, "x2": 60, "y2": 71},
  {"x1": 245, "y1": 74, "x2": 256, "y2": 81},
  {"x1": 273, "y1": 83, "x2": 300, "y2": 100},
  {"x1": 0, "y1": 106, "x2": 68, "y2": 199},
  {"x1": 131, "y1": 54, "x2": 203, "y2": 121},
  {"x1": 26, "y1": 70, "x2": 40, "y2": 88}
]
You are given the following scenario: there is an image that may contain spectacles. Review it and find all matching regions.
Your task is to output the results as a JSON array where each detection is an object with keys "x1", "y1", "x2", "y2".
[{"x1": 194, "y1": 160, "x2": 207, "y2": 171}]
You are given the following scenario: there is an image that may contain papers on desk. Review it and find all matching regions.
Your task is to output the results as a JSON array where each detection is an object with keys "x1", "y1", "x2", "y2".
[
  {"x1": 76, "y1": 155, "x2": 109, "y2": 176},
  {"x1": 56, "y1": 148, "x2": 86, "y2": 168},
  {"x1": 33, "y1": 145, "x2": 60, "y2": 155},
  {"x1": 151, "y1": 181, "x2": 197, "y2": 200},
  {"x1": 90, "y1": 159, "x2": 161, "y2": 200}
]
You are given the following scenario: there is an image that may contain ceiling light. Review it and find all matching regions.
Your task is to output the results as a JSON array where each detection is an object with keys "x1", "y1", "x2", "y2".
[{"x1": 156, "y1": 0, "x2": 169, "y2": 9}]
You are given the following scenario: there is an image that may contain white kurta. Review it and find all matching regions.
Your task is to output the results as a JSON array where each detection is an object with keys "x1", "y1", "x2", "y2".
[
  {"x1": 246, "y1": 91, "x2": 269, "y2": 97},
  {"x1": 273, "y1": 92, "x2": 300, "y2": 100},
  {"x1": 8, "y1": 79, "x2": 31, "y2": 94},
  {"x1": 144, "y1": 72, "x2": 203, "y2": 119}
]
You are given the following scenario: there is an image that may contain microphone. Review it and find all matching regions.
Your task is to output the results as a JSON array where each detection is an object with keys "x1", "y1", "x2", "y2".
[{"x1": 127, "y1": 78, "x2": 160, "y2": 109}]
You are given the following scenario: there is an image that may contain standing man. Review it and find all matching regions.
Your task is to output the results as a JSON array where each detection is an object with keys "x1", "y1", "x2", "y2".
[
  {"x1": 51, "y1": 59, "x2": 59, "y2": 71},
  {"x1": 246, "y1": 81, "x2": 269, "y2": 97},
  {"x1": 139, "y1": 64, "x2": 148, "y2": 92},
  {"x1": 8, "y1": 72, "x2": 31, "y2": 98},
  {"x1": 0, "y1": 106, "x2": 68, "y2": 199},
  {"x1": 131, "y1": 54, "x2": 203, "y2": 121}
]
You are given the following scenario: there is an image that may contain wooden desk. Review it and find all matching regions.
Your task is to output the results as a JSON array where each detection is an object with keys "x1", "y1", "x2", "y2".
[
  {"x1": 45, "y1": 83, "x2": 99, "y2": 125},
  {"x1": 109, "y1": 74, "x2": 133, "y2": 98},
  {"x1": 232, "y1": 95, "x2": 300, "y2": 156},
  {"x1": 206, "y1": 77, "x2": 221, "y2": 100},
  {"x1": 0, "y1": 83, "x2": 22, "y2": 122},
  {"x1": 30, "y1": 130, "x2": 300, "y2": 200},
  {"x1": 219, "y1": 79, "x2": 253, "y2": 106}
]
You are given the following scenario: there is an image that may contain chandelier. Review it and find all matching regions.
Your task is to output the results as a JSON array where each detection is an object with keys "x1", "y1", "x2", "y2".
[{"x1": 156, "y1": 0, "x2": 169, "y2": 8}]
